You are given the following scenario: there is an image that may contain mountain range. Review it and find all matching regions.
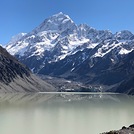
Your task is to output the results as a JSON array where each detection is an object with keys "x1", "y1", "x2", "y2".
[{"x1": 5, "y1": 12, "x2": 134, "y2": 94}]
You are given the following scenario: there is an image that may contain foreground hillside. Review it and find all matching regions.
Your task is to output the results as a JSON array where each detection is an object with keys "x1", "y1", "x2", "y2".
[{"x1": 0, "y1": 46, "x2": 55, "y2": 92}]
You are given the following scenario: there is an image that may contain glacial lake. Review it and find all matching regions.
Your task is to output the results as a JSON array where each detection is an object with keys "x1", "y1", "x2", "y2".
[{"x1": 0, "y1": 92, "x2": 134, "y2": 134}]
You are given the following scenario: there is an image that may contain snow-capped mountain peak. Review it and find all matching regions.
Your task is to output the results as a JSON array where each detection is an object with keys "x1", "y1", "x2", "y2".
[
  {"x1": 33, "y1": 12, "x2": 76, "y2": 34},
  {"x1": 6, "y1": 33, "x2": 27, "y2": 56},
  {"x1": 114, "y1": 30, "x2": 134, "y2": 40},
  {"x1": 8, "y1": 33, "x2": 27, "y2": 44},
  {"x1": 52, "y1": 12, "x2": 73, "y2": 22}
]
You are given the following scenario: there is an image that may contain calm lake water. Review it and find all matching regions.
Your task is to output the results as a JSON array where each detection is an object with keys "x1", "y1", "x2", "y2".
[{"x1": 0, "y1": 92, "x2": 134, "y2": 134}]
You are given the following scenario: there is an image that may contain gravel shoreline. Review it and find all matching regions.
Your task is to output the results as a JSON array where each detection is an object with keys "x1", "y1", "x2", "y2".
[{"x1": 101, "y1": 124, "x2": 134, "y2": 134}]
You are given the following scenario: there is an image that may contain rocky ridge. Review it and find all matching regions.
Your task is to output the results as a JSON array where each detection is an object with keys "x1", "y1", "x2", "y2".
[{"x1": 102, "y1": 124, "x2": 134, "y2": 134}]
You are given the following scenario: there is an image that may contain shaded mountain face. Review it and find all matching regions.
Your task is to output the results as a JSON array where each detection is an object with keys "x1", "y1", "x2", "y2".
[
  {"x1": 5, "y1": 12, "x2": 134, "y2": 92},
  {"x1": 115, "y1": 76, "x2": 134, "y2": 95},
  {"x1": 0, "y1": 46, "x2": 55, "y2": 92},
  {"x1": 0, "y1": 46, "x2": 30, "y2": 84},
  {"x1": 111, "y1": 51, "x2": 134, "y2": 94}
]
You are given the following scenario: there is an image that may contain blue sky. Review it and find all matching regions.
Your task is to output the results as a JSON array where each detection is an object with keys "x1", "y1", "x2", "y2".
[{"x1": 1, "y1": 0, "x2": 134, "y2": 44}]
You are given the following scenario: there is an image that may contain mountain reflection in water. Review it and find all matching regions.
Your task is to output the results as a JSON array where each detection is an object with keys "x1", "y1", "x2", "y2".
[
  {"x1": 0, "y1": 92, "x2": 131, "y2": 105},
  {"x1": 0, "y1": 92, "x2": 134, "y2": 134}
]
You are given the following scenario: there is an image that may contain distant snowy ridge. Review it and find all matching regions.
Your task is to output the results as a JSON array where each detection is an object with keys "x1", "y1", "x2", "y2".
[
  {"x1": 6, "y1": 13, "x2": 134, "y2": 60},
  {"x1": 8, "y1": 33, "x2": 27, "y2": 44}
]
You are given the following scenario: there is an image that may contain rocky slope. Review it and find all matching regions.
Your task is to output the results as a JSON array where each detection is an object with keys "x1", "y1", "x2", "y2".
[
  {"x1": 102, "y1": 124, "x2": 134, "y2": 134},
  {"x1": 5, "y1": 12, "x2": 134, "y2": 93},
  {"x1": 0, "y1": 46, "x2": 55, "y2": 92}
]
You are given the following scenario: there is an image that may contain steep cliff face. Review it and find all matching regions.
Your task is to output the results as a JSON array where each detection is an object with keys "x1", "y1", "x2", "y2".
[{"x1": 0, "y1": 46, "x2": 55, "y2": 92}]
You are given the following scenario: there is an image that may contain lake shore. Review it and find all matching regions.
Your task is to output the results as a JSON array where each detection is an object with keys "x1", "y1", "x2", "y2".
[{"x1": 101, "y1": 124, "x2": 134, "y2": 134}]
